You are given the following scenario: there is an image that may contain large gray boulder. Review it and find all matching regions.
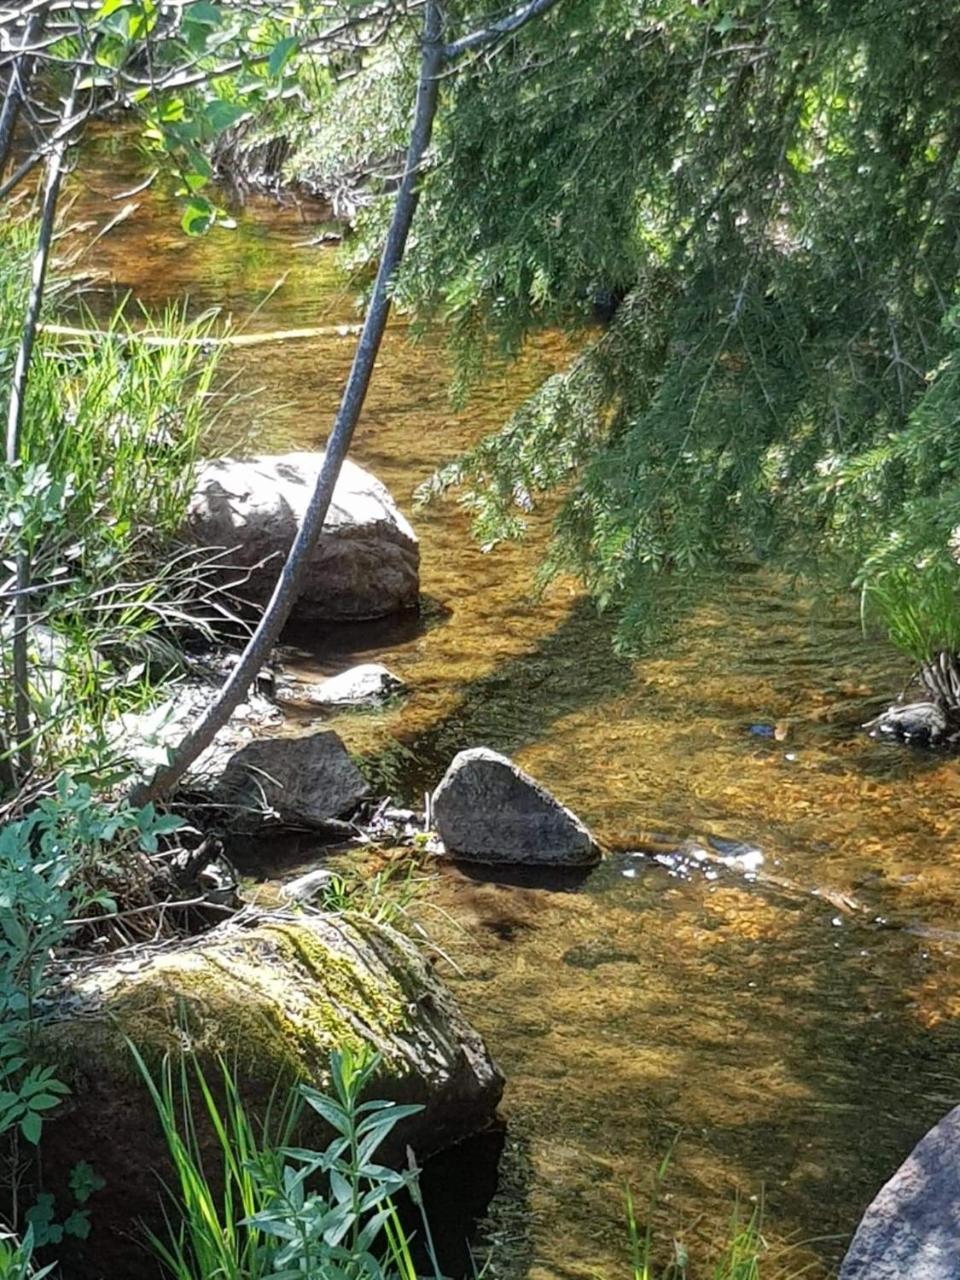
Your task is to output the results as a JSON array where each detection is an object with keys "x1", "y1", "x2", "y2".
[
  {"x1": 38, "y1": 910, "x2": 503, "y2": 1280},
  {"x1": 185, "y1": 452, "x2": 419, "y2": 621},
  {"x1": 432, "y1": 747, "x2": 600, "y2": 865},
  {"x1": 215, "y1": 729, "x2": 369, "y2": 828},
  {"x1": 840, "y1": 1106, "x2": 960, "y2": 1280}
]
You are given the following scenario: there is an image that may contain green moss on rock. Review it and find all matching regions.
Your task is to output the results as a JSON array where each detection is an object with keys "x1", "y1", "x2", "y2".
[{"x1": 35, "y1": 910, "x2": 503, "y2": 1280}]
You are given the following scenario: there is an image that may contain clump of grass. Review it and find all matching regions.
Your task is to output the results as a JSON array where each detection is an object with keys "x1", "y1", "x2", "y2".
[
  {"x1": 863, "y1": 559, "x2": 960, "y2": 667},
  {"x1": 130, "y1": 1043, "x2": 445, "y2": 1280},
  {"x1": 0, "y1": 1226, "x2": 54, "y2": 1280},
  {"x1": 0, "y1": 209, "x2": 234, "y2": 788},
  {"x1": 625, "y1": 1148, "x2": 767, "y2": 1280},
  {"x1": 862, "y1": 558, "x2": 960, "y2": 708},
  {"x1": 316, "y1": 862, "x2": 427, "y2": 928}
]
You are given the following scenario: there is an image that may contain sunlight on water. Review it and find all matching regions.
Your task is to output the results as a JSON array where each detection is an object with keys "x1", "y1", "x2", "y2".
[{"x1": 70, "y1": 126, "x2": 960, "y2": 1279}]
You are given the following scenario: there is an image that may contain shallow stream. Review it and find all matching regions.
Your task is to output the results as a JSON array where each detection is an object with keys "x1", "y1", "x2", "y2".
[{"x1": 72, "y1": 130, "x2": 960, "y2": 1279}]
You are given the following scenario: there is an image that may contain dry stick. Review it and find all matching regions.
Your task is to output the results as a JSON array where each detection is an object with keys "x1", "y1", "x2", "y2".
[
  {"x1": 4, "y1": 81, "x2": 78, "y2": 782},
  {"x1": 0, "y1": 2, "x2": 51, "y2": 174},
  {"x1": 128, "y1": 0, "x2": 445, "y2": 805}
]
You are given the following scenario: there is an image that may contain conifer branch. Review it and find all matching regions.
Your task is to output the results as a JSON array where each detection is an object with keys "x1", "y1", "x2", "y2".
[{"x1": 443, "y1": 0, "x2": 563, "y2": 59}]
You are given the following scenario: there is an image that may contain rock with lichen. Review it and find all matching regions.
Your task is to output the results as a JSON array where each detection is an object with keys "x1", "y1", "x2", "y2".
[{"x1": 35, "y1": 911, "x2": 503, "y2": 1280}]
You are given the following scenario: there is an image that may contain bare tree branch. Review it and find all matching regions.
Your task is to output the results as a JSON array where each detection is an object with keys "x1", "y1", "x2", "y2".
[
  {"x1": 129, "y1": 0, "x2": 445, "y2": 804},
  {"x1": 4, "y1": 77, "x2": 79, "y2": 783},
  {"x1": 443, "y1": 0, "x2": 563, "y2": 58},
  {"x1": 0, "y1": 2, "x2": 50, "y2": 174}
]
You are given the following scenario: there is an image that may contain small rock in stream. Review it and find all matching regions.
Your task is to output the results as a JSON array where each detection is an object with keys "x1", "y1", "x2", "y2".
[
  {"x1": 431, "y1": 747, "x2": 600, "y2": 866},
  {"x1": 215, "y1": 730, "x2": 369, "y2": 830},
  {"x1": 748, "y1": 723, "x2": 775, "y2": 738},
  {"x1": 279, "y1": 868, "x2": 336, "y2": 903},
  {"x1": 278, "y1": 662, "x2": 406, "y2": 708},
  {"x1": 863, "y1": 701, "x2": 948, "y2": 746}
]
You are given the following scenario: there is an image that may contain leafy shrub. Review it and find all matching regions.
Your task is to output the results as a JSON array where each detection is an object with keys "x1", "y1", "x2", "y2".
[
  {"x1": 0, "y1": 777, "x2": 182, "y2": 1151},
  {"x1": 133, "y1": 1044, "x2": 444, "y2": 1280}
]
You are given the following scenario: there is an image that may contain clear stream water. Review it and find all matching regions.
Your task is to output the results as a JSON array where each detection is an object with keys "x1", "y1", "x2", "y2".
[{"x1": 71, "y1": 129, "x2": 960, "y2": 1279}]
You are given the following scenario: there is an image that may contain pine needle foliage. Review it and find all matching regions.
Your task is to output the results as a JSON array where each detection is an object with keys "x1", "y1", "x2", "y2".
[{"x1": 392, "y1": 0, "x2": 960, "y2": 652}]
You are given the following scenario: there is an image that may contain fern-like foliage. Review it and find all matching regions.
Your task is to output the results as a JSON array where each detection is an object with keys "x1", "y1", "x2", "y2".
[{"x1": 403, "y1": 0, "x2": 960, "y2": 655}]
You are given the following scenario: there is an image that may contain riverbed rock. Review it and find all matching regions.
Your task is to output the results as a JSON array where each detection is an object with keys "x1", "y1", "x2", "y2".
[
  {"x1": 279, "y1": 866, "x2": 337, "y2": 903},
  {"x1": 432, "y1": 747, "x2": 600, "y2": 865},
  {"x1": 37, "y1": 910, "x2": 503, "y2": 1280},
  {"x1": 185, "y1": 452, "x2": 419, "y2": 622},
  {"x1": 118, "y1": 679, "x2": 282, "y2": 779},
  {"x1": 215, "y1": 729, "x2": 368, "y2": 828},
  {"x1": 279, "y1": 662, "x2": 407, "y2": 708},
  {"x1": 864, "y1": 700, "x2": 948, "y2": 746},
  {"x1": 839, "y1": 1106, "x2": 960, "y2": 1280}
]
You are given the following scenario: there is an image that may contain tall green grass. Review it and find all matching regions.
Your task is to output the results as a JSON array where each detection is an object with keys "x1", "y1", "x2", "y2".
[
  {"x1": 863, "y1": 559, "x2": 960, "y2": 667},
  {"x1": 131, "y1": 1044, "x2": 445, "y2": 1280},
  {"x1": 623, "y1": 1146, "x2": 778, "y2": 1280},
  {"x1": 862, "y1": 557, "x2": 960, "y2": 708},
  {"x1": 0, "y1": 210, "x2": 229, "y2": 788}
]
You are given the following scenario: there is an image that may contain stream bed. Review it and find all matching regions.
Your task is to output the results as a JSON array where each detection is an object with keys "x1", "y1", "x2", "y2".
[{"x1": 72, "y1": 129, "x2": 960, "y2": 1279}]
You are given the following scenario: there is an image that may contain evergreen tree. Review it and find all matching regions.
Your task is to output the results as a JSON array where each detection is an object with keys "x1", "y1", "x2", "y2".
[{"x1": 382, "y1": 0, "x2": 960, "y2": 698}]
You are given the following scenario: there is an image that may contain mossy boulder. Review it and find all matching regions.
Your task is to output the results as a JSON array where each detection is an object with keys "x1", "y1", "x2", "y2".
[{"x1": 37, "y1": 911, "x2": 502, "y2": 1279}]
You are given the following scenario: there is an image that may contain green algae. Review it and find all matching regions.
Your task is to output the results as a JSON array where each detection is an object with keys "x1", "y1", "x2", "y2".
[{"x1": 38, "y1": 914, "x2": 417, "y2": 1099}]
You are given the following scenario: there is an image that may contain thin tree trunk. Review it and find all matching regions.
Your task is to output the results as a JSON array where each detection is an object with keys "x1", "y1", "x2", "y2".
[
  {"x1": 4, "y1": 81, "x2": 76, "y2": 783},
  {"x1": 128, "y1": 0, "x2": 445, "y2": 805},
  {"x1": 0, "y1": 4, "x2": 51, "y2": 175}
]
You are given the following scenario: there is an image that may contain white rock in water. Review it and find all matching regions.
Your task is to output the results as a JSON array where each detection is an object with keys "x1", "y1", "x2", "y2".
[
  {"x1": 301, "y1": 663, "x2": 407, "y2": 707},
  {"x1": 185, "y1": 452, "x2": 419, "y2": 621}
]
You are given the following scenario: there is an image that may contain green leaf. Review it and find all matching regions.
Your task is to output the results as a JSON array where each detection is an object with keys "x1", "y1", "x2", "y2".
[
  {"x1": 267, "y1": 36, "x2": 299, "y2": 79},
  {"x1": 184, "y1": 0, "x2": 222, "y2": 25},
  {"x1": 21, "y1": 1109, "x2": 43, "y2": 1144},
  {"x1": 203, "y1": 100, "x2": 248, "y2": 135},
  {"x1": 63, "y1": 1210, "x2": 92, "y2": 1241},
  {"x1": 27, "y1": 1094, "x2": 65, "y2": 1111},
  {"x1": 181, "y1": 197, "x2": 215, "y2": 236}
]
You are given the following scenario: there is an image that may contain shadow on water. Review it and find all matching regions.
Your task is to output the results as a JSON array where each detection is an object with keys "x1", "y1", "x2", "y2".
[
  {"x1": 451, "y1": 861, "x2": 596, "y2": 894},
  {"x1": 410, "y1": 1124, "x2": 509, "y2": 1277},
  {"x1": 279, "y1": 596, "x2": 453, "y2": 665},
  {"x1": 360, "y1": 598, "x2": 635, "y2": 802}
]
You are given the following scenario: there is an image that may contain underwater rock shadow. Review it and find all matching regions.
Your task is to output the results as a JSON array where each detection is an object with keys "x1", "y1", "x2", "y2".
[{"x1": 364, "y1": 597, "x2": 635, "y2": 802}]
